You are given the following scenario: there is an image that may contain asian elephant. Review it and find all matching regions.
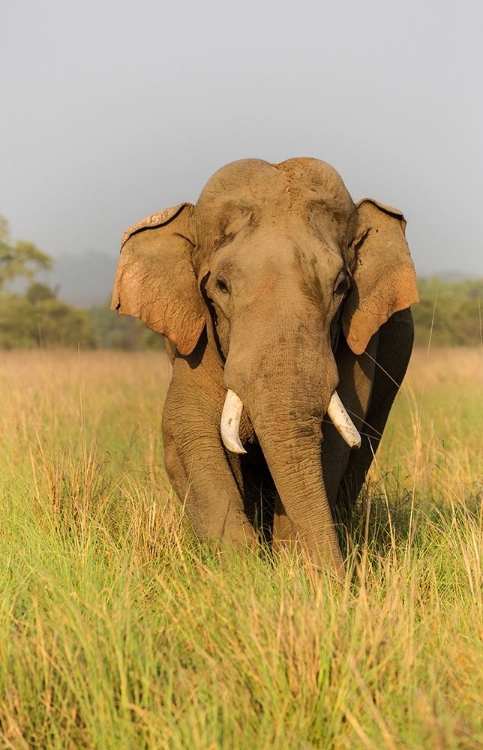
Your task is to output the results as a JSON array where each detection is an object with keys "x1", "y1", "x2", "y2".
[{"x1": 111, "y1": 158, "x2": 419, "y2": 575}]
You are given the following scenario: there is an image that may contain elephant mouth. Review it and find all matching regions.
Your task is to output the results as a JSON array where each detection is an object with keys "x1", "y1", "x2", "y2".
[{"x1": 220, "y1": 389, "x2": 361, "y2": 455}]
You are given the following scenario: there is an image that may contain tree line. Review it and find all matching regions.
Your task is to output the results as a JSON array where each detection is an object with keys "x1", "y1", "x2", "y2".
[
  {"x1": 1, "y1": 218, "x2": 481, "y2": 349},
  {"x1": 0, "y1": 218, "x2": 159, "y2": 350},
  {"x1": 413, "y1": 277, "x2": 482, "y2": 347}
]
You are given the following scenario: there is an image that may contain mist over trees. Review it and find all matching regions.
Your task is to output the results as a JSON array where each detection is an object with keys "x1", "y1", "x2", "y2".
[
  {"x1": 0, "y1": 216, "x2": 52, "y2": 290},
  {"x1": 412, "y1": 278, "x2": 483, "y2": 348},
  {"x1": 0, "y1": 216, "x2": 481, "y2": 350},
  {"x1": 0, "y1": 217, "x2": 162, "y2": 350},
  {"x1": 0, "y1": 218, "x2": 95, "y2": 349}
]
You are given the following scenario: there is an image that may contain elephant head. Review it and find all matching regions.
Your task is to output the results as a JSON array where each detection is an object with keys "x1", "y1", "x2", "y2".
[{"x1": 111, "y1": 158, "x2": 418, "y2": 572}]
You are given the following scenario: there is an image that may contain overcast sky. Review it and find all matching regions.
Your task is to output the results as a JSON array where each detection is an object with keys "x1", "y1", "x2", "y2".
[{"x1": 2, "y1": 0, "x2": 482, "y2": 277}]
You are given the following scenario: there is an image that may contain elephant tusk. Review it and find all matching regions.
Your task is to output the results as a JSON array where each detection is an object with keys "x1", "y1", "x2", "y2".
[
  {"x1": 327, "y1": 391, "x2": 362, "y2": 449},
  {"x1": 221, "y1": 389, "x2": 247, "y2": 454}
]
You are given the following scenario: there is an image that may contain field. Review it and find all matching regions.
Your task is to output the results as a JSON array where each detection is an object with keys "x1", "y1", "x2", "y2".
[{"x1": 0, "y1": 348, "x2": 482, "y2": 749}]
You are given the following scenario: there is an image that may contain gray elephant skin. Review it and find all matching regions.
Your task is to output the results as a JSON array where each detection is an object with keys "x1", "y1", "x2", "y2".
[{"x1": 111, "y1": 158, "x2": 419, "y2": 575}]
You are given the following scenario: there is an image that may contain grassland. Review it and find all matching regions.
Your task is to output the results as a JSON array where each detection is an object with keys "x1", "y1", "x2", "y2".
[{"x1": 0, "y1": 347, "x2": 482, "y2": 749}]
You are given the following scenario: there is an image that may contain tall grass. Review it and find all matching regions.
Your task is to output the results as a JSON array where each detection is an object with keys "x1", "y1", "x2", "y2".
[{"x1": 0, "y1": 348, "x2": 482, "y2": 749}]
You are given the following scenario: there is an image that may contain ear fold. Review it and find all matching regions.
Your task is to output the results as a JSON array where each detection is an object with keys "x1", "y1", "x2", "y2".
[
  {"x1": 111, "y1": 203, "x2": 205, "y2": 356},
  {"x1": 342, "y1": 199, "x2": 419, "y2": 355}
]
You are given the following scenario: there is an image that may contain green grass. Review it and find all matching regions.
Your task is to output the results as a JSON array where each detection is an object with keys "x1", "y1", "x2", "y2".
[{"x1": 0, "y1": 349, "x2": 482, "y2": 749}]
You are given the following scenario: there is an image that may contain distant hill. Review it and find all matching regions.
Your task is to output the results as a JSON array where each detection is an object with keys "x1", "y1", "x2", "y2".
[{"x1": 46, "y1": 251, "x2": 118, "y2": 307}]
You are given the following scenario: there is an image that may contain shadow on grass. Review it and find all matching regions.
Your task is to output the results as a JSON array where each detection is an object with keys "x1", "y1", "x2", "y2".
[{"x1": 338, "y1": 473, "x2": 482, "y2": 565}]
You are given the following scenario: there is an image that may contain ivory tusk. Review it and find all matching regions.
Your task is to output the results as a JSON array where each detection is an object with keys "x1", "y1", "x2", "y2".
[
  {"x1": 327, "y1": 391, "x2": 362, "y2": 449},
  {"x1": 221, "y1": 389, "x2": 247, "y2": 454}
]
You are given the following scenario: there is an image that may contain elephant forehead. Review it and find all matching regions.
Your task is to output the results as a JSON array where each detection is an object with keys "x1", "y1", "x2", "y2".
[
  {"x1": 197, "y1": 158, "x2": 354, "y2": 219},
  {"x1": 279, "y1": 158, "x2": 355, "y2": 216},
  {"x1": 197, "y1": 159, "x2": 287, "y2": 211},
  {"x1": 278, "y1": 157, "x2": 347, "y2": 192}
]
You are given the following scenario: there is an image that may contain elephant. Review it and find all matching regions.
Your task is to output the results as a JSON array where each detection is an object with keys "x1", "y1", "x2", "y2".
[{"x1": 111, "y1": 158, "x2": 419, "y2": 576}]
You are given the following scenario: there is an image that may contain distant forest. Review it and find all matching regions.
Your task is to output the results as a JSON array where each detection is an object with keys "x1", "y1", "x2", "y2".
[
  {"x1": 412, "y1": 278, "x2": 482, "y2": 347},
  {"x1": 1, "y1": 217, "x2": 481, "y2": 349}
]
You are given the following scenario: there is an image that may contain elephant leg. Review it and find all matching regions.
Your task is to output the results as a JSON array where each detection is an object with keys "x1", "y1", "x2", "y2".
[
  {"x1": 338, "y1": 309, "x2": 414, "y2": 518},
  {"x1": 162, "y1": 362, "x2": 257, "y2": 547},
  {"x1": 164, "y1": 419, "x2": 256, "y2": 546}
]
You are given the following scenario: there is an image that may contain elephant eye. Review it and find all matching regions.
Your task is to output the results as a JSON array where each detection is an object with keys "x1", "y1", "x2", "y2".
[
  {"x1": 334, "y1": 272, "x2": 349, "y2": 297},
  {"x1": 215, "y1": 277, "x2": 230, "y2": 295}
]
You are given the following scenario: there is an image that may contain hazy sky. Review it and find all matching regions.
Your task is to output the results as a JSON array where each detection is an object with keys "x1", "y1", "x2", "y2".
[{"x1": 2, "y1": 0, "x2": 482, "y2": 277}]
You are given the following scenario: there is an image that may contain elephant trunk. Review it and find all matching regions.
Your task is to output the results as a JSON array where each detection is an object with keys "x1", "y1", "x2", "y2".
[
  {"x1": 252, "y1": 397, "x2": 344, "y2": 574},
  {"x1": 223, "y1": 348, "x2": 347, "y2": 575}
]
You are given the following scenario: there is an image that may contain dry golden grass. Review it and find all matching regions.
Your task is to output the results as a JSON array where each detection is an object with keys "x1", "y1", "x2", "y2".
[
  {"x1": 377, "y1": 347, "x2": 482, "y2": 503},
  {"x1": 0, "y1": 347, "x2": 481, "y2": 749}
]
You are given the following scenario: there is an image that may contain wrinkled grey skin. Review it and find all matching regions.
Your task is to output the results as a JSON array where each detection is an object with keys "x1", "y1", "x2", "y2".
[{"x1": 112, "y1": 158, "x2": 419, "y2": 575}]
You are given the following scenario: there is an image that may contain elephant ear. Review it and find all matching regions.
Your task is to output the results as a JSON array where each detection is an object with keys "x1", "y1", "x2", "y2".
[
  {"x1": 342, "y1": 199, "x2": 419, "y2": 355},
  {"x1": 111, "y1": 203, "x2": 205, "y2": 356}
]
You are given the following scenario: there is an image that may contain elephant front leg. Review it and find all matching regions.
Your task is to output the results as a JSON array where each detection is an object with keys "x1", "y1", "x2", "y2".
[
  {"x1": 163, "y1": 400, "x2": 257, "y2": 547},
  {"x1": 338, "y1": 310, "x2": 414, "y2": 516}
]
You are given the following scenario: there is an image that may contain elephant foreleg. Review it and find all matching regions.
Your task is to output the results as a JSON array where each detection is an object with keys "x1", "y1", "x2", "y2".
[
  {"x1": 338, "y1": 309, "x2": 414, "y2": 518},
  {"x1": 162, "y1": 377, "x2": 257, "y2": 547}
]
